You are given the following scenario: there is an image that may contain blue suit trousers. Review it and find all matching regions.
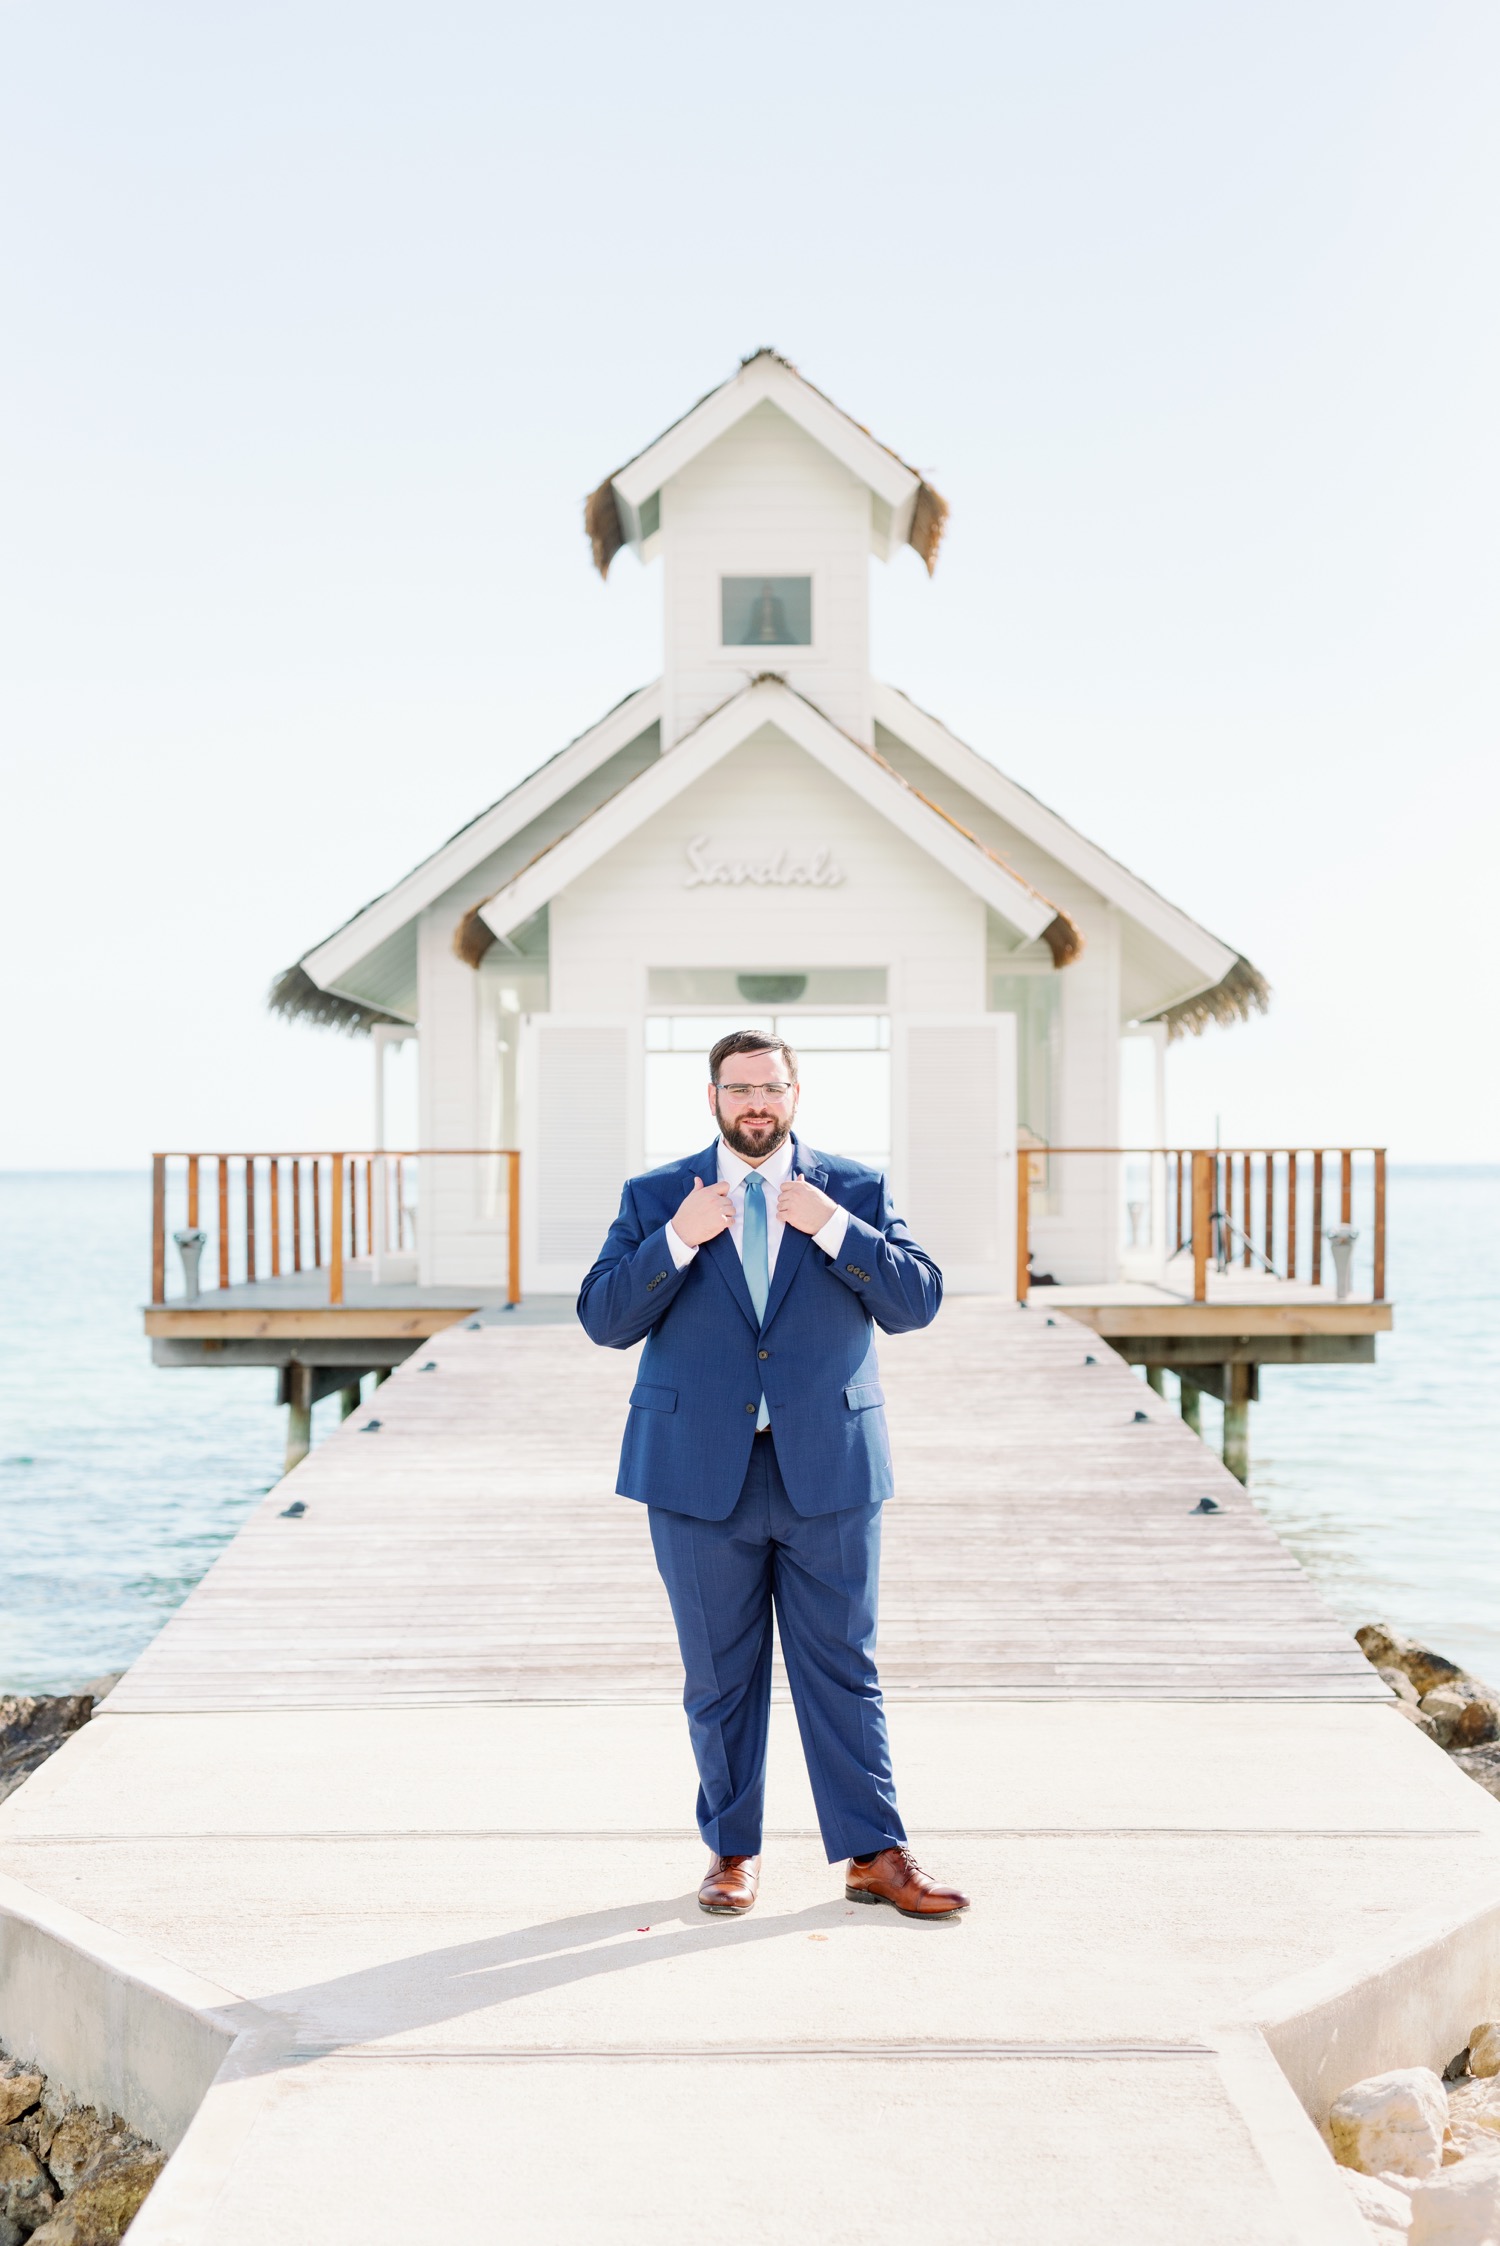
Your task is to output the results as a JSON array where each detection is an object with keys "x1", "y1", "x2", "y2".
[{"x1": 648, "y1": 1431, "x2": 907, "y2": 1864}]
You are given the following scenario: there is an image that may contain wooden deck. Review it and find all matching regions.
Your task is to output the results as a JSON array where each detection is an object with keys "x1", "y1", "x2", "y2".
[{"x1": 114, "y1": 1297, "x2": 1383, "y2": 1713}]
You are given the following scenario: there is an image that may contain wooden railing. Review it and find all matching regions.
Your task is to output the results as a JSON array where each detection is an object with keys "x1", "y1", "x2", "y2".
[
  {"x1": 150, "y1": 1150, "x2": 522, "y2": 1309},
  {"x1": 1016, "y1": 1146, "x2": 1387, "y2": 1305}
]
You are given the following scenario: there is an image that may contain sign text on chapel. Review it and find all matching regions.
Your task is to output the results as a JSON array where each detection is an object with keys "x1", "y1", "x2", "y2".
[{"x1": 683, "y1": 835, "x2": 846, "y2": 889}]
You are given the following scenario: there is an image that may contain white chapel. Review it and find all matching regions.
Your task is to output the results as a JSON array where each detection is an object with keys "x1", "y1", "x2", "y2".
[{"x1": 274, "y1": 351, "x2": 1265, "y2": 1297}]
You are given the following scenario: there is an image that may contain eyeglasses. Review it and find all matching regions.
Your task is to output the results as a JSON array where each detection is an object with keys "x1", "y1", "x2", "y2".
[{"x1": 715, "y1": 1080, "x2": 795, "y2": 1100}]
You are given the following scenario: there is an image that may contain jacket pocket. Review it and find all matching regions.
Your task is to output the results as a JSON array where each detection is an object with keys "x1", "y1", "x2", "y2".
[
  {"x1": 843, "y1": 1382, "x2": 885, "y2": 1411},
  {"x1": 629, "y1": 1382, "x2": 678, "y2": 1414}
]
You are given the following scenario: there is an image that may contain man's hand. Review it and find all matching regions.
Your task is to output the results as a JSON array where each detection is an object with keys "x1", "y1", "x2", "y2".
[
  {"x1": 671, "y1": 1179, "x2": 733, "y2": 1247},
  {"x1": 778, "y1": 1176, "x2": 838, "y2": 1236}
]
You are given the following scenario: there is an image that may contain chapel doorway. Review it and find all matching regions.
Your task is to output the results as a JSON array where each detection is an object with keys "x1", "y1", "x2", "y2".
[{"x1": 644, "y1": 970, "x2": 890, "y2": 1172}]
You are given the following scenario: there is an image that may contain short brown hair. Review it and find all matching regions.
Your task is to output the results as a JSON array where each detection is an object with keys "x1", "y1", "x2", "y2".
[{"x1": 709, "y1": 1029, "x2": 799, "y2": 1084}]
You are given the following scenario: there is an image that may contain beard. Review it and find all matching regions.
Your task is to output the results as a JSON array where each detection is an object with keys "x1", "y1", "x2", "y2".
[{"x1": 716, "y1": 1099, "x2": 793, "y2": 1162}]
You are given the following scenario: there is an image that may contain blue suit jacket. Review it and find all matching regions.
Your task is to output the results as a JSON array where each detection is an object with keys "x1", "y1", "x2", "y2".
[{"x1": 576, "y1": 1136, "x2": 942, "y2": 1520}]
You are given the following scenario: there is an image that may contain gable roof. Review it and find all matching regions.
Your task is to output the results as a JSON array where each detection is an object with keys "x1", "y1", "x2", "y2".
[
  {"x1": 870, "y1": 684, "x2": 1268, "y2": 1037},
  {"x1": 457, "y1": 676, "x2": 1080, "y2": 970},
  {"x1": 271, "y1": 676, "x2": 1265, "y2": 1043},
  {"x1": 279, "y1": 682, "x2": 663, "y2": 1022},
  {"x1": 584, "y1": 350, "x2": 950, "y2": 579}
]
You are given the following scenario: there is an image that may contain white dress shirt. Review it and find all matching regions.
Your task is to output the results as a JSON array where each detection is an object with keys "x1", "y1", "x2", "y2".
[{"x1": 666, "y1": 1136, "x2": 850, "y2": 1274}]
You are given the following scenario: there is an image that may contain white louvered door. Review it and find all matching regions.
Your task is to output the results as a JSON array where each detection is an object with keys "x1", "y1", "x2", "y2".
[
  {"x1": 890, "y1": 1015, "x2": 1018, "y2": 1295},
  {"x1": 519, "y1": 1016, "x2": 642, "y2": 1296}
]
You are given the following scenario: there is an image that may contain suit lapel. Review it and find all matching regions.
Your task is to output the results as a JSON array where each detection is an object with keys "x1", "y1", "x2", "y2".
[
  {"x1": 759, "y1": 1137, "x2": 826, "y2": 1336},
  {"x1": 683, "y1": 1142, "x2": 760, "y2": 1333}
]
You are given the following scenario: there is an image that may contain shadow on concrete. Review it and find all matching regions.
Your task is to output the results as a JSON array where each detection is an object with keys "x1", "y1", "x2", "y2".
[{"x1": 226, "y1": 1884, "x2": 951, "y2": 2072}]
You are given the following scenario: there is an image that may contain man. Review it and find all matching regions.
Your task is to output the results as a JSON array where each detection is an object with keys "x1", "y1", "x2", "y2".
[{"x1": 577, "y1": 1029, "x2": 969, "y2": 1922}]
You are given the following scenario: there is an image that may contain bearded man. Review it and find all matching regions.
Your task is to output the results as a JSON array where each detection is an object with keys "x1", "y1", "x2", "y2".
[{"x1": 577, "y1": 1028, "x2": 969, "y2": 1923}]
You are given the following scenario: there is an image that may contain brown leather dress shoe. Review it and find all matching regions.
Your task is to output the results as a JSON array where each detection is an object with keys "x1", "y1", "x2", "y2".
[
  {"x1": 845, "y1": 1845, "x2": 969, "y2": 1920},
  {"x1": 698, "y1": 1853, "x2": 760, "y2": 1916}
]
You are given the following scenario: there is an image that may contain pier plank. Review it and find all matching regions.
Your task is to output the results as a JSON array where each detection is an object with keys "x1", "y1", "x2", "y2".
[{"x1": 110, "y1": 1302, "x2": 1383, "y2": 1714}]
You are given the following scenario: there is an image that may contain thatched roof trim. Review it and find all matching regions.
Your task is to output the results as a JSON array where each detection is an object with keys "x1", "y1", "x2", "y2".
[
  {"x1": 267, "y1": 964, "x2": 405, "y2": 1037},
  {"x1": 453, "y1": 905, "x2": 496, "y2": 970},
  {"x1": 909, "y1": 482, "x2": 949, "y2": 575},
  {"x1": 585, "y1": 479, "x2": 625, "y2": 579},
  {"x1": 585, "y1": 350, "x2": 950, "y2": 579},
  {"x1": 1152, "y1": 956, "x2": 1271, "y2": 1042},
  {"x1": 1040, "y1": 915, "x2": 1083, "y2": 969}
]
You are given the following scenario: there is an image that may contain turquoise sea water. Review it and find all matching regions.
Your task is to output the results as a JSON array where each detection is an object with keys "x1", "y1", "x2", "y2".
[{"x1": 1, "y1": 1168, "x2": 1497, "y2": 1694}]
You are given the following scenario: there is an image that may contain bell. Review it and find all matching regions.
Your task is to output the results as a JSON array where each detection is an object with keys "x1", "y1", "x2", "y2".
[{"x1": 751, "y1": 581, "x2": 788, "y2": 643}]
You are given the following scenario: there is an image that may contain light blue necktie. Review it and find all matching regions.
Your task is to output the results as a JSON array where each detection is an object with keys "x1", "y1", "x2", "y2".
[{"x1": 742, "y1": 1175, "x2": 771, "y2": 1429}]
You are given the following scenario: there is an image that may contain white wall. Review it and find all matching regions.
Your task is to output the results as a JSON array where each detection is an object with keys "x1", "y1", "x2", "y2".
[{"x1": 659, "y1": 402, "x2": 874, "y2": 747}]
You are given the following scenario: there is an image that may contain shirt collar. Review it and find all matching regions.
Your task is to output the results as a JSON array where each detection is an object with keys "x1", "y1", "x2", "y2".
[{"x1": 717, "y1": 1135, "x2": 795, "y2": 1192}]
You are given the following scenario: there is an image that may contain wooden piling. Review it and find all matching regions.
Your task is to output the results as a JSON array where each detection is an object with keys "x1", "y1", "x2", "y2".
[
  {"x1": 1223, "y1": 1363, "x2": 1253, "y2": 1484},
  {"x1": 284, "y1": 1363, "x2": 313, "y2": 1474},
  {"x1": 1179, "y1": 1376, "x2": 1202, "y2": 1436}
]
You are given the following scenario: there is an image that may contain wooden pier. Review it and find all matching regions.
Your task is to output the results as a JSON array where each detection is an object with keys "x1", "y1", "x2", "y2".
[
  {"x1": 5, "y1": 1298, "x2": 1491, "y2": 2246},
  {"x1": 144, "y1": 1142, "x2": 1394, "y2": 1483}
]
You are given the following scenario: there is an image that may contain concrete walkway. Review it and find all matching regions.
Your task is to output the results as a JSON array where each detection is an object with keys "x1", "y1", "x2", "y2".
[{"x1": 4, "y1": 1302, "x2": 1500, "y2": 2242}]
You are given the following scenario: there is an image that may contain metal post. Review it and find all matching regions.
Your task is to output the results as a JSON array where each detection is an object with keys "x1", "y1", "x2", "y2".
[
  {"x1": 284, "y1": 1363, "x2": 313, "y2": 1474},
  {"x1": 1179, "y1": 1377, "x2": 1202, "y2": 1435},
  {"x1": 1223, "y1": 1363, "x2": 1252, "y2": 1484}
]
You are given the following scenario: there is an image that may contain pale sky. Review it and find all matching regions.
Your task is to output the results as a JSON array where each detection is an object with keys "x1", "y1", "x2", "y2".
[{"x1": 2, "y1": 0, "x2": 1496, "y2": 1166}]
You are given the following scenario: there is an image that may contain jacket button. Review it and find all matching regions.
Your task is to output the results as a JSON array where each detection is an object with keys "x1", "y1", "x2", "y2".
[
  {"x1": 745, "y1": 1402, "x2": 756, "y2": 1413},
  {"x1": 758, "y1": 1349, "x2": 769, "y2": 1360}
]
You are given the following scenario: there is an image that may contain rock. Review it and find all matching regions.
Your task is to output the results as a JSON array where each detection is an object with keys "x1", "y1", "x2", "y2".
[
  {"x1": 1453, "y1": 1695, "x2": 1500, "y2": 1750},
  {"x1": 1423, "y1": 1687, "x2": 1481, "y2": 1747},
  {"x1": 1408, "y1": 2157, "x2": 1500, "y2": 2244},
  {"x1": 40, "y1": 2113, "x2": 116, "y2": 2198},
  {"x1": 27, "y1": 2142, "x2": 163, "y2": 2245},
  {"x1": 0, "y1": 2071, "x2": 42, "y2": 2129},
  {"x1": 1381, "y1": 1667, "x2": 1423, "y2": 1704},
  {"x1": 1452, "y1": 1750, "x2": 1500, "y2": 1804},
  {"x1": 1469, "y1": 2028, "x2": 1500, "y2": 2081},
  {"x1": 0, "y1": 2138, "x2": 57, "y2": 2237},
  {"x1": 0, "y1": 1700, "x2": 95, "y2": 1809},
  {"x1": 1449, "y1": 2082, "x2": 1500, "y2": 2126},
  {"x1": 1419, "y1": 1686, "x2": 1500, "y2": 1751},
  {"x1": 1398, "y1": 1703, "x2": 1444, "y2": 1740},
  {"x1": 1340, "y1": 2165, "x2": 1415, "y2": 2238},
  {"x1": 1331, "y1": 2068, "x2": 1450, "y2": 2180},
  {"x1": 1357, "y1": 1627, "x2": 1469, "y2": 1701}
]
